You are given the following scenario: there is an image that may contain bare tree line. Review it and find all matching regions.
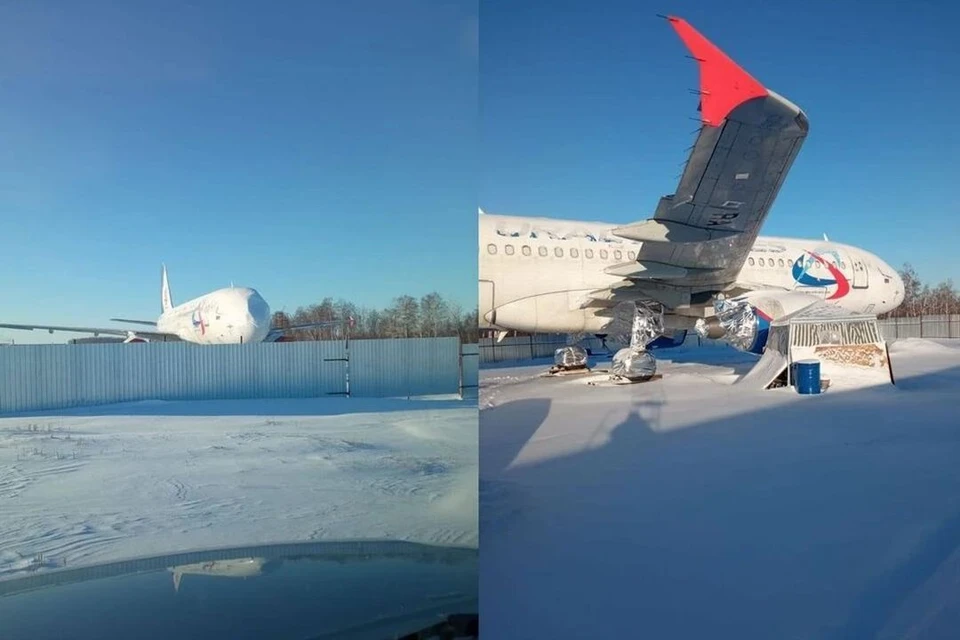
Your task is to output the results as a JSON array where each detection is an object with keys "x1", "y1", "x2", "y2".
[
  {"x1": 881, "y1": 263, "x2": 960, "y2": 318},
  {"x1": 272, "y1": 293, "x2": 479, "y2": 343}
]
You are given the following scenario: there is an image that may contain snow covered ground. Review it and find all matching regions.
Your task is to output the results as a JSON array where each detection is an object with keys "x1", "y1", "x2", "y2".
[
  {"x1": 0, "y1": 397, "x2": 477, "y2": 581},
  {"x1": 480, "y1": 338, "x2": 960, "y2": 639}
]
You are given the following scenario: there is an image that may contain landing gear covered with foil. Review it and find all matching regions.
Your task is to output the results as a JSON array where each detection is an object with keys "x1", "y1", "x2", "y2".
[
  {"x1": 611, "y1": 303, "x2": 661, "y2": 383},
  {"x1": 549, "y1": 344, "x2": 591, "y2": 375}
]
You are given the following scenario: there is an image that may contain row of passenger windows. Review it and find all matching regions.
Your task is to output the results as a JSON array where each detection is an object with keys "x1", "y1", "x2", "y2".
[
  {"x1": 486, "y1": 243, "x2": 859, "y2": 273},
  {"x1": 748, "y1": 256, "x2": 848, "y2": 270},
  {"x1": 486, "y1": 243, "x2": 636, "y2": 261}
]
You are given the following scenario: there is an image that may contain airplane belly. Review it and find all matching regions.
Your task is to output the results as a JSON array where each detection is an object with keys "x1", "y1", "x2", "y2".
[{"x1": 493, "y1": 292, "x2": 597, "y2": 334}]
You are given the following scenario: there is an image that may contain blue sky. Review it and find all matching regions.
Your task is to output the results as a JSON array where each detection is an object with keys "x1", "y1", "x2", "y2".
[
  {"x1": 481, "y1": 0, "x2": 959, "y2": 286},
  {"x1": 0, "y1": 1, "x2": 477, "y2": 343}
]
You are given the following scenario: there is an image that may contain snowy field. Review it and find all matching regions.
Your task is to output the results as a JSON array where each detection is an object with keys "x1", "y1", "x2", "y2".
[
  {"x1": 480, "y1": 338, "x2": 960, "y2": 639},
  {"x1": 0, "y1": 397, "x2": 477, "y2": 581}
]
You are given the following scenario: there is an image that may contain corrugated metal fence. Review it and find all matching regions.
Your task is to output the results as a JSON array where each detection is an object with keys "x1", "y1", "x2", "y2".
[
  {"x1": 877, "y1": 315, "x2": 960, "y2": 340},
  {"x1": 0, "y1": 338, "x2": 477, "y2": 414},
  {"x1": 349, "y1": 337, "x2": 462, "y2": 398},
  {"x1": 460, "y1": 343, "x2": 479, "y2": 397}
]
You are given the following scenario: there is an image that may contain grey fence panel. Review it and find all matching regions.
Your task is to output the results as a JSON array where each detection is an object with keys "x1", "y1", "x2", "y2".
[
  {"x1": 0, "y1": 341, "x2": 350, "y2": 414},
  {"x1": 349, "y1": 337, "x2": 461, "y2": 398},
  {"x1": 878, "y1": 315, "x2": 960, "y2": 340},
  {"x1": 460, "y1": 343, "x2": 479, "y2": 396}
]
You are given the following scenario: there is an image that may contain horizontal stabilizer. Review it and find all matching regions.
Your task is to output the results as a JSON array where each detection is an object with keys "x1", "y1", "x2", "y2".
[{"x1": 612, "y1": 218, "x2": 740, "y2": 244}]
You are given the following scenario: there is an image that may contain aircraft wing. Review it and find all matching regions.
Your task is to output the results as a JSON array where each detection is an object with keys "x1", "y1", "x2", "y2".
[
  {"x1": 0, "y1": 322, "x2": 174, "y2": 340},
  {"x1": 265, "y1": 318, "x2": 356, "y2": 341},
  {"x1": 604, "y1": 16, "x2": 809, "y2": 306}
]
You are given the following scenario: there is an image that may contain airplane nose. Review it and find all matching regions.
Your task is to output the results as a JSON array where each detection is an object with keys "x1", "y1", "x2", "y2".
[
  {"x1": 890, "y1": 270, "x2": 904, "y2": 308},
  {"x1": 248, "y1": 294, "x2": 270, "y2": 324}
]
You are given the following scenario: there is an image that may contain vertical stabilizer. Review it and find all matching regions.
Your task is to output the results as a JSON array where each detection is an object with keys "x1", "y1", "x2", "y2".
[{"x1": 161, "y1": 264, "x2": 173, "y2": 313}]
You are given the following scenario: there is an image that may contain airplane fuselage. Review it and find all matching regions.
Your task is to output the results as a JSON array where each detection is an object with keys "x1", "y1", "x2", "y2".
[
  {"x1": 479, "y1": 214, "x2": 904, "y2": 335},
  {"x1": 156, "y1": 287, "x2": 272, "y2": 344}
]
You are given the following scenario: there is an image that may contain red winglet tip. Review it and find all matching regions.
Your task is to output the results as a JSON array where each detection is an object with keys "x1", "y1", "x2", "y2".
[{"x1": 667, "y1": 17, "x2": 768, "y2": 126}]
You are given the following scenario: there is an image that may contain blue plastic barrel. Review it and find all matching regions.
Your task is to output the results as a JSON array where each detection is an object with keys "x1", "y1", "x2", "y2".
[{"x1": 795, "y1": 359, "x2": 821, "y2": 395}]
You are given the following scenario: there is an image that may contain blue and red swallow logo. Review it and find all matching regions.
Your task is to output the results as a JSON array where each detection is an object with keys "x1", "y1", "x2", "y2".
[
  {"x1": 191, "y1": 310, "x2": 207, "y2": 335},
  {"x1": 791, "y1": 250, "x2": 850, "y2": 300}
]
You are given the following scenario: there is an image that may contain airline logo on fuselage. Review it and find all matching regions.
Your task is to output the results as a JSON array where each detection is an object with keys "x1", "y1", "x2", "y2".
[
  {"x1": 791, "y1": 250, "x2": 850, "y2": 300},
  {"x1": 191, "y1": 310, "x2": 207, "y2": 335}
]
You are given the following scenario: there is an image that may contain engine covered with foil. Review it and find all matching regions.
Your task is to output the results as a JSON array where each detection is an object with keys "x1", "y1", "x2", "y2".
[
  {"x1": 696, "y1": 291, "x2": 822, "y2": 355},
  {"x1": 713, "y1": 297, "x2": 764, "y2": 353}
]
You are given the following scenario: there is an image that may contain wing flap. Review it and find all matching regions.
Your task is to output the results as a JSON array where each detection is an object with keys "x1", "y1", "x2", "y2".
[
  {"x1": 604, "y1": 261, "x2": 719, "y2": 280},
  {"x1": 612, "y1": 216, "x2": 739, "y2": 244}
]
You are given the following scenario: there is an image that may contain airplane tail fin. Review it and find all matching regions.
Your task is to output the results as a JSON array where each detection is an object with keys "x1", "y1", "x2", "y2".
[{"x1": 161, "y1": 264, "x2": 173, "y2": 313}]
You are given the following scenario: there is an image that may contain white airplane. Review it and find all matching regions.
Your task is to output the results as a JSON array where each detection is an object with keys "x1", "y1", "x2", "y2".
[
  {"x1": 0, "y1": 265, "x2": 348, "y2": 344},
  {"x1": 479, "y1": 16, "x2": 905, "y2": 356}
]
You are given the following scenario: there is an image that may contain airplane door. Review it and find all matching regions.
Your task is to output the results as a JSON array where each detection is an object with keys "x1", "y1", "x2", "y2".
[
  {"x1": 852, "y1": 258, "x2": 869, "y2": 289},
  {"x1": 479, "y1": 280, "x2": 496, "y2": 327}
]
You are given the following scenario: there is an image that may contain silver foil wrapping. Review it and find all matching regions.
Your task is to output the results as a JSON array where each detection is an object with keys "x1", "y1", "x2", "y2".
[
  {"x1": 610, "y1": 302, "x2": 664, "y2": 348},
  {"x1": 554, "y1": 345, "x2": 588, "y2": 369},
  {"x1": 611, "y1": 348, "x2": 657, "y2": 381},
  {"x1": 712, "y1": 297, "x2": 759, "y2": 352},
  {"x1": 693, "y1": 317, "x2": 711, "y2": 339},
  {"x1": 632, "y1": 303, "x2": 664, "y2": 347}
]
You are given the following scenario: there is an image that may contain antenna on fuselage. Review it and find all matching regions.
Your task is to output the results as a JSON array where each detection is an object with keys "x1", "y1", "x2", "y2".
[{"x1": 823, "y1": 233, "x2": 830, "y2": 242}]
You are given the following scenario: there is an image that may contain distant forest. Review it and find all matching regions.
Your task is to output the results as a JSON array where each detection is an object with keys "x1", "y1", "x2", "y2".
[
  {"x1": 881, "y1": 263, "x2": 960, "y2": 318},
  {"x1": 271, "y1": 293, "x2": 479, "y2": 343}
]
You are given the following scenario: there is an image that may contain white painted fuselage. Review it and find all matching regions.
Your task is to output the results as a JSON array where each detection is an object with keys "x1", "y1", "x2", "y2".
[
  {"x1": 479, "y1": 214, "x2": 904, "y2": 335},
  {"x1": 156, "y1": 287, "x2": 272, "y2": 344}
]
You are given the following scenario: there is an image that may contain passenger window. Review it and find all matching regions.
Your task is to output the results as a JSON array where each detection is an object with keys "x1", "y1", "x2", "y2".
[
  {"x1": 759, "y1": 258, "x2": 765, "y2": 266},
  {"x1": 600, "y1": 249, "x2": 609, "y2": 259},
  {"x1": 505, "y1": 244, "x2": 514, "y2": 255},
  {"x1": 487, "y1": 244, "x2": 497, "y2": 255},
  {"x1": 778, "y1": 259, "x2": 785, "y2": 267},
  {"x1": 585, "y1": 249, "x2": 594, "y2": 259},
  {"x1": 538, "y1": 246, "x2": 548, "y2": 257},
  {"x1": 571, "y1": 248, "x2": 579, "y2": 258},
  {"x1": 628, "y1": 251, "x2": 636, "y2": 260},
  {"x1": 522, "y1": 245, "x2": 531, "y2": 256},
  {"x1": 555, "y1": 247, "x2": 563, "y2": 257},
  {"x1": 614, "y1": 250, "x2": 622, "y2": 260},
  {"x1": 748, "y1": 257, "x2": 755, "y2": 266}
]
